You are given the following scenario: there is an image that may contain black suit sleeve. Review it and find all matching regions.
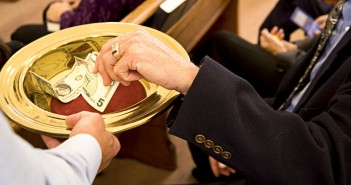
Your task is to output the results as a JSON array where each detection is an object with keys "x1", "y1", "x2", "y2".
[{"x1": 167, "y1": 56, "x2": 351, "y2": 185}]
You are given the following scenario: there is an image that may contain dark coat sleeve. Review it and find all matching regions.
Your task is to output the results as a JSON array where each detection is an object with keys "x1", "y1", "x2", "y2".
[{"x1": 167, "y1": 56, "x2": 351, "y2": 185}]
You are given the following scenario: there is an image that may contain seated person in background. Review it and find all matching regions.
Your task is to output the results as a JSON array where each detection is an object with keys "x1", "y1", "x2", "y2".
[
  {"x1": 11, "y1": 0, "x2": 144, "y2": 45},
  {"x1": 259, "y1": 14, "x2": 329, "y2": 61},
  {"x1": 192, "y1": 14, "x2": 328, "y2": 99},
  {"x1": 188, "y1": 1, "x2": 334, "y2": 182},
  {"x1": 259, "y1": 0, "x2": 336, "y2": 41},
  {"x1": 0, "y1": 111, "x2": 120, "y2": 185}
]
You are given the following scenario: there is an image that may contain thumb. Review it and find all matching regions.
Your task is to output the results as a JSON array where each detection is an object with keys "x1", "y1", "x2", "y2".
[{"x1": 65, "y1": 112, "x2": 83, "y2": 128}]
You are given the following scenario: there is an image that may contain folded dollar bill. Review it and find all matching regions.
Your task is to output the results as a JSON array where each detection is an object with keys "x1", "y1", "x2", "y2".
[
  {"x1": 81, "y1": 52, "x2": 119, "y2": 112},
  {"x1": 31, "y1": 52, "x2": 119, "y2": 112}
]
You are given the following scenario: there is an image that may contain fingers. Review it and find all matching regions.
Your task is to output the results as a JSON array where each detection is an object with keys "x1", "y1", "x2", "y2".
[
  {"x1": 265, "y1": 27, "x2": 284, "y2": 40},
  {"x1": 262, "y1": 29, "x2": 281, "y2": 43},
  {"x1": 93, "y1": 48, "x2": 114, "y2": 86},
  {"x1": 112, "y1": 39, "x2": 142, "y2": 83},
  {"x1": 66, "y1": 111, "x2": 104, "y2": 127},
  {"x1": 259, "y1": 30, "x2": 268, "y2": 45},
  {"x1": 219, "y1": 166, "x2": 231, "y2": 176},
  {"x1": 260, "y1": 28, "x2": 269, "y2": 42},
  {"x1": 99, "y1": 29, "x2": 148, "y2": 56},
  {"x1": 219, "y1": 163, "x2": 237, "y2": 174},
  {"x1": 276, "y1": 28, "x2": 285, "y2": 40},
  {"x1": 209, "y1": 157, "x2": 236, "y2": 177},
  {"x1": 95, "y1": 29, "x2": 150, "y2": 86},
  {"x1": 270, "y1": 26, "x2": 278, "y2": 34},
  {"x1": 94, "y1": 30, "x2": 144, "y2": 86},
  {"x1": 261, "y1": 29, "x2": 274, "y2": 42},
  {"x1": 101, "y1": 52, "x2": 118, "y2": 85},
  {"x1": 41, "y1": 135, "x2": 62, "y2": 149},
  {"x1": 98, "y1": 49, "x2": 132, "y2": 86},
  {"x1": 65, "y1": 111, "x2": 103, "y2": 130},
  {"x1": 261, "y1": 28, "x2": 274, "y2": 39},
  {"x1": 94, "y1": 28, "x2": 197, "y2": 93},
  {"x1": 209, "y1": 157, "x2": 221, "y2": 177}
]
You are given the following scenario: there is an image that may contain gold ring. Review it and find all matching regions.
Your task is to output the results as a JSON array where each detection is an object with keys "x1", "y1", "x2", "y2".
[{"x1": 111, "y1": 42, "x2": 121, "y2": 60}]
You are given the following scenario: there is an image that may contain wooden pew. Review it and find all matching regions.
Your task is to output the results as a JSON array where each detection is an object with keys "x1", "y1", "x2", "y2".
[
  {"x1": 121, "y1": 0, "x2": 238, "y2": 52},
  {"x1": 121, "y1": 0, "x2": 164, "y2": 24}
]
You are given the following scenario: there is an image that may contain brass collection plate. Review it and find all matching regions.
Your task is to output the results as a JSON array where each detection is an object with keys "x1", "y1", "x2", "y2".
[{"x1": 0, "y1": 23, "x2": 187, "y2": 138}]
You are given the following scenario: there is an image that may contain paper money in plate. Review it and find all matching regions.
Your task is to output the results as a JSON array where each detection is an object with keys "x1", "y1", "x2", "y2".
[{"x1": 31, "y1": 52, "x2": 119, "y2": 112}]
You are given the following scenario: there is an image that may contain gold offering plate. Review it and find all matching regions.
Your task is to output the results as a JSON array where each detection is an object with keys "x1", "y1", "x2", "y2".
[{"x1": 0, "y1": 23, "x2": 187, "y2": 138}]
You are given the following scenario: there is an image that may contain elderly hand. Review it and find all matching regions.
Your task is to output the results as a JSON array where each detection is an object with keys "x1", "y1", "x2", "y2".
[
  {"x1": 46, "y1": 1, "x2": 72, "y2": 22},
  {"x1": 42, "y1": 111, "x2": 120, "y2": 172},
  {"x1": 93, "y1": 28, "x2": 199, "y2": 94}
]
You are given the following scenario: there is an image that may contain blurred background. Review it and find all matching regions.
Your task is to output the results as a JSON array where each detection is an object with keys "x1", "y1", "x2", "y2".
[
  {"x1": 0, "y1": 0, "x2": 308, "y2": 184},
  {"x1": 0, "y1": 0, "x2": 284, "y2": 44}
]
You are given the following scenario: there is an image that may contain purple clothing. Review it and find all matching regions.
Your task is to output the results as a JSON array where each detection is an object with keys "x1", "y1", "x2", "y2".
[{"x1": 60, "y1": 0, "x2": 144, "y2": 29}]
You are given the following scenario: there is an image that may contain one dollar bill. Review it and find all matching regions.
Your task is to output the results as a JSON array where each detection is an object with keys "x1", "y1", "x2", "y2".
[
  {"x1": 31, "y1": 57, "x2": 88, "y2": 103},
  {"x1": 31, "y1": 52, "x2": 119, "y2": 112}
]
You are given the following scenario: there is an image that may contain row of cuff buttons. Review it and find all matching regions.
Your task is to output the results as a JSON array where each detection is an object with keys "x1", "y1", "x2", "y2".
[{"x1": 195, "y1": 134, "x2": 232, "y2": 160}]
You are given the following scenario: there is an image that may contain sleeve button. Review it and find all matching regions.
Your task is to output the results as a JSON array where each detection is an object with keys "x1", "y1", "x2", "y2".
[
  {"x1": 204, "y1": 139, "x2": 214, "y2": 148},
  {"x1": 221, "y1": 151, "x2": 232, "y2": 160},
  {"x1": 212, "y1": 145, "x2": 223, "y2": 154},
  {"x1": 195, "y1": 134, "x2": 205, "y2": 143}
]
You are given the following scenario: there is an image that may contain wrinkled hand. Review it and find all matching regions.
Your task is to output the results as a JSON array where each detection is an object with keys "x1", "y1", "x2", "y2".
[
  {"x1": 260, "y1": 27, "x2": 297, "y2": 56},
  {"x1": 42, "y1": 111, "x2": 120, "y2": 172},
  {"x1": 93, "y1": 28, "x2": 199, "y2": 94},
  {"x1": 209, "y1": 157, "x2": 236, "y2": 177},
  {"x1": 46, "y1": 1, "x2": 72, "y2": 22}
]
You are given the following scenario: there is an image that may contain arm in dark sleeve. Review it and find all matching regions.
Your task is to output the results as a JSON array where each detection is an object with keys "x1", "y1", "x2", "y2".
[
  {"x1": 275, "y1": 50, "x2": 306, "y2": 65},
  {"x1": 167, "y1": 56, "x2": 351, "y2": 184}
]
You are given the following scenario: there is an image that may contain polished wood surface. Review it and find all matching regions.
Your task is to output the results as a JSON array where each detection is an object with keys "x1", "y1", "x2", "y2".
[
  {"x1": 166, "y1": 0, "x2": 233, "y2": 52},
  {"x1": 121, "y1": 0, "x2": 163, "y2": 24},
  {"x1": 120, "y1": 0, "x2": 237, "y2": 53}
]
